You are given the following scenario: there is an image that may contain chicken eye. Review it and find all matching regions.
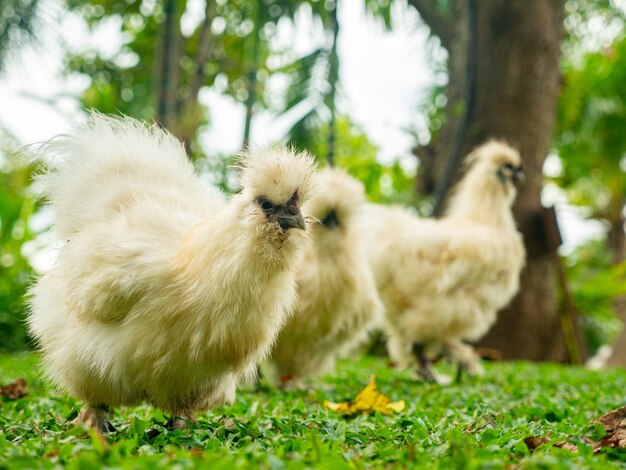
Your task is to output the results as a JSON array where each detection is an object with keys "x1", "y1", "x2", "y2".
[{"x1": 259, "y1": 198, "x2": 274, "y2": 212}]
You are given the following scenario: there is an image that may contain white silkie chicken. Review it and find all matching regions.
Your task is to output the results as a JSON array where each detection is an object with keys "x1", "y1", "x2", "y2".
[
  {"x1": 359, "y1": 141, "x2": 526, "y2": 382},
  {"x1": 28, "y1": 115, "x2": 316, "y2": 431},
  {"x1": 269, "y1": 168, "x2": 383, "y2": 386}
]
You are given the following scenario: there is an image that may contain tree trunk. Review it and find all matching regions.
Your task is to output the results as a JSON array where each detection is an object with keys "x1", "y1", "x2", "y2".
[
  {"x1": 242, "y1": 3, "x2": 263, "y2": 151},
  {"x1": 242, "y1": 69, "x2": 257, "y2": 150},
  {"x1": 326, "y1": 0, "x2": 340, "y2": 167},
  {"x1": 155, "y1": 0, "x2": 181, "y2": 130},
  {"x1": 411, "y1": 0, "x2": 569, "y2": 360},
  {"x1": 177, "y1": 0, "x2": 214, "y2": 153},
  {"x1": 608, "y1": 206, "x2": 626, "y2": 266},
  {"x1": 411, "y1": 0, "x2": 471, "y2": 198}
]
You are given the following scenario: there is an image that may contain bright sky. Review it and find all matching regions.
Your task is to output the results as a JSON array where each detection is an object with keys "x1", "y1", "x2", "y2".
[{"x1": 0, "y1": 0, "x2": 605, "y2": 271}]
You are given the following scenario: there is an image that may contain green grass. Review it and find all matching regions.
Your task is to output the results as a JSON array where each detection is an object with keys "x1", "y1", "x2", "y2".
[{"x1": 2, "y1": 353, "x2": 626, "y2": 469}]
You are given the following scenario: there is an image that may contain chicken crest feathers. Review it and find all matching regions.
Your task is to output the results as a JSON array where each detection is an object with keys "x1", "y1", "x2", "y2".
[
  {"x1": 463, "y1": 140, "x2": 521, "y2": 169},
  {"x1": 236, "y1": 146, "x2": 317, "y2": 206},
  {"x1": 303, "y1": 167, "x2": 366, "y2": 222}
]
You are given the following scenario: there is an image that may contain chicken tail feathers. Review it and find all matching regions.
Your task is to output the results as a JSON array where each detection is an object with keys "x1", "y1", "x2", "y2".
[{"x1": 33, "y1": 112, "x2": 193, "y2": 239}]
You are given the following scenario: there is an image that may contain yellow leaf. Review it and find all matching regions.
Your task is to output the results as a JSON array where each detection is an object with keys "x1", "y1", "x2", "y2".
[
  {"x1": 323, "y1": 400, "x2": 341, "y2": 411},
  {"x1": 323, "y1": 376, "x2": 404, "y2": 416},
  {"x1": 387, "y1": 400, "x2": 406, "y2": 413},
  {"x1": 323, "y1": 400, "x2": 352, "y2": 414}
]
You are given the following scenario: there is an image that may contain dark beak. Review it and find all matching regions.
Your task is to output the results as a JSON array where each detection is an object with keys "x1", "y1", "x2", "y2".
[
  {"x1": 276, "y1": 207, "x2": 306, "y2": 231},
  {"x1": 512, "y1": 167, "x2": 525, "y2": 186},
  {"x1": 321, "y1": 210, "x2": 339, "y2": 229}
]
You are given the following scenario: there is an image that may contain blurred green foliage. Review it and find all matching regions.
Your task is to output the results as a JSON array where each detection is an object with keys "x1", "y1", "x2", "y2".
[
  {"x1": 65, "y1": 0, "x2": 345, "y2": 156},
  {"x1": 310, "y1": 115, "x2": 416, "y2": 205},
  {"x1": 556, "y1": 33, "x2": 626, "y2": 233},
  {"x1": 564, "y1": 241, "x2": 626, "y2": 354},
  {"x1": 0, "y1": 135, "x2": 37, "y2": 352},
  {"x1": 64, "y1": 0, "x2": 406, "y2": 199},
  {"x1": 555, "y1": 3, "x2": 626, "y2": 353}
]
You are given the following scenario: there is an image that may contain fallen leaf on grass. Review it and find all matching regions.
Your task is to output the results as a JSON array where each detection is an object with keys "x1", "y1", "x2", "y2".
[
  {"x1": 555, "y1": 441, "x2": 579, "y2": 452},
  {"x1": 324, "y1": 375, "x2": 405, "y2": 416},
  {"x1": 588, "y1": 405, "x2": 626, "y2": 452},
  {"x1": 524, "y1": 436, "x2": 578, "y2": 453},
  {"x1": 524, "y1": 436, "x2": 550, "y2": 451},
  {"x1": 524, "y1": 405, "x2": 626, "y2": 454},
  {"x1": 0, "y1": 378, "x2": 27, "y2": 400}
]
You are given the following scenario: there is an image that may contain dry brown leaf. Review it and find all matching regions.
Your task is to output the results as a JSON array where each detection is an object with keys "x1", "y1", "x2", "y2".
[
  {"x1": 0, "y1": 378, "x2": 28, "y2": 400},
  {"x1": 589, "y1": 405, "x2": 626, "y2": 452},
  {"x1": 524, "y1": 435, "x2": 578, "y2": 453},
  {"x1": 324, "y1": 375, "x2": 405, "y2": 416},
  {"x1": 555, "y1": 441, "x2": 579, "y2": 452},
  {"x1": 525, "y1": 405, "x2": 626, "y2": 455},
  {"x1": 524, "y1": 436, "x2": 550, "y2": 451}
]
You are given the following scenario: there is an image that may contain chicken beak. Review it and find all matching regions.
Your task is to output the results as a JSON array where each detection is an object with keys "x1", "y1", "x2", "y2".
[
  {"x1": 512, "y1": 168, "x2": 525, "y2": 186},
  {"x1": 277, "y1": 209, "x2": 306, "y2": 231}
]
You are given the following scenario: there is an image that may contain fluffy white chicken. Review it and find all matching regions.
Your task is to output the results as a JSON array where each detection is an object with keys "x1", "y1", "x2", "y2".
[
  {"x1": 360, "y1": 141, "x2": 526, "y2": 381},
  {"x1": 268, "y1": 168, "x2": 383, "y2": 386},
  {"x1": 28, "y1": 115, "x2": 316, "y2": 431}
]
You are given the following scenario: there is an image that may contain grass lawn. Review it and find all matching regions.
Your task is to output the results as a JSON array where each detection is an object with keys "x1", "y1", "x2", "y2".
[{"x1": 2, "y1": 353, "x2": 626, "y2": 468}]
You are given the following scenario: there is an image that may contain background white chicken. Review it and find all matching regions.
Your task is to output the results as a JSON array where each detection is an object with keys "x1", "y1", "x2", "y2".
[
  {"x1": 268, "y1": 168, "x2": 383, "y2": 386},
  {"x1": 359, "y1": 141, "x2": 526, "y2": 382},
  {"x1": 28, "y1": 115, "x2": 316, "y2": 431}
]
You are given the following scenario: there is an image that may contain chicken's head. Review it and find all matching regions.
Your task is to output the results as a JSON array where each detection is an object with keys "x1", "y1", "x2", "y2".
[
  {"x1": 236, "y1": 147, "x2": 317, "y2": 238},
  {"x1": 303, "y1": 167, "x2": 366, "y2": 237},
  {"x1": 467, "y1": 141, "x2": 523, "y2": 205}
]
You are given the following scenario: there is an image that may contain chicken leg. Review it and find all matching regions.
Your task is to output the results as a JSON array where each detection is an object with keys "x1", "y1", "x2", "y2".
[
  {"x1": 412, "y1": 342, "x2": 436, "y2": 382},
  {"x1": 70, "y1": 404, "x2": 116, "y2": 433}
]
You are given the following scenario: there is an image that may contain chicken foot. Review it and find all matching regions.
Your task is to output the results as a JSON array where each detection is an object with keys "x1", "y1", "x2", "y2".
[
  {"x1": 70, "y1": 404, "x2": 116, "y2": 433},
  {"x1": 448, "y1": 340, "x2": 484, "y2": 383},
  {"x1": 412, "y1": 342, "x2": 436, "y2": 382},
  {"x1": 165, "y1": 414, "x2": 197, "y2": 431}
]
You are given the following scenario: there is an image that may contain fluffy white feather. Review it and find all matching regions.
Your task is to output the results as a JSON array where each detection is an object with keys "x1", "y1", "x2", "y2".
[
  {"x1": 28, "y1": 114, "x2": 317, "y2": 430},
  {"x1": 269, "y1": 168, "x2": 383, "y2": 385},
  {"x1": 359, "y1": 141, "x2": 526, "y2": 380}
]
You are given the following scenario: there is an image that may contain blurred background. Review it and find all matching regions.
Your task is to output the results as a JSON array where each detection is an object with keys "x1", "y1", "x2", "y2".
[{"x1": 0, "y1": 0, "x2": 625, "y2": 366}]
